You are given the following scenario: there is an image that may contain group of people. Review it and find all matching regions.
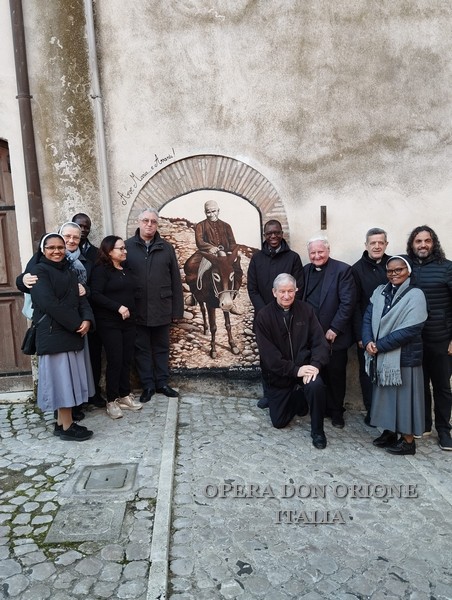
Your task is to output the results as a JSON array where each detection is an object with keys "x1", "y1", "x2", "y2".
[
  {"x1": 17, "y1": 209, "x2": 184, "y2": 441},
  {"x1": 18, "y1": 206, "x2": 452, "y2": 455},
  {"x1": 249, "y1": 224, "x2": 452, "y2": 454}
]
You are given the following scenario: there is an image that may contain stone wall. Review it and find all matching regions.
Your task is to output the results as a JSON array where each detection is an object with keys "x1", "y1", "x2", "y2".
[{"x1": 1, "y1": 1, "x2": 448, "y2": 259}]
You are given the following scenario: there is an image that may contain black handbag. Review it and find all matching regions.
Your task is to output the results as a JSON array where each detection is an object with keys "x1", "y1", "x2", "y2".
[
  {"x1": 21, "y1": 314, "x2": 46, "y2": 355},
  {"x1": 368, "y1": 354, "x2": 378, "y2": 385}
]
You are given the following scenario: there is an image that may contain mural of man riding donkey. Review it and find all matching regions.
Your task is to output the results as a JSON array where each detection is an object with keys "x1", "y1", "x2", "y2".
[{"x1": 184, "y1": 200, "x2": 243, "y2": 359}]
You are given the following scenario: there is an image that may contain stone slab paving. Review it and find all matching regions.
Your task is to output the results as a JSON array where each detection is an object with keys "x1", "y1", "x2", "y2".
[
  {"x1": 0, "y1": 396, "x2": 168, "y2": 600},
  {"x1": 170, "y1": 394, "x2": 452, "y2": 599},
  {"x1": 2, "y1": 381, "x2": 452, "y2": 600}
]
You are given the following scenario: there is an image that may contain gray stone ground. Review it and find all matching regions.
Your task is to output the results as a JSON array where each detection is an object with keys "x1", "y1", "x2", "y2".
[
  {"x1": 0, "y1": 395, "x2": 165, "y2": 600},
  {"x1": 1, "y1": 379, "x2": 452, "y2": 600}
]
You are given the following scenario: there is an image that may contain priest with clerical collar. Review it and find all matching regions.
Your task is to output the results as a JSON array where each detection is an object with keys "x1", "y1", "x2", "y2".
[
  {"x1": 254, "y1": 273, "x2": 330, "y2": 449},
  {"x1": 302, "y1": 234, "x2": 357, "y2": 429}
]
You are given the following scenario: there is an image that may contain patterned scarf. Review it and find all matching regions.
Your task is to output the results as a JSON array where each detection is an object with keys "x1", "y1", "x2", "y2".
[{"x1": 66, "y1": 247, "x2": 87, "y2": 285}]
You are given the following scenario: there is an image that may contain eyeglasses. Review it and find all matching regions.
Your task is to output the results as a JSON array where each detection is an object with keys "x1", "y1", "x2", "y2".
[
  {"x1": 113, "y1": 246, "x2": 126, "y2": 251},
  {"x1": 44, "y1": 246, "x2": 65, "y2": 251},
  {"x1": 140, "y1": 218, "x2": 158, "y2": 225},
  {"x1": 386, "y1": 267, "x2": 407, "y2": 276},
  {"x1": 62, "y1": 235, "x2": 81, "y2": 241},
  {"x1": 265, "y1": 231, "x2": 283, "y2": 237}
]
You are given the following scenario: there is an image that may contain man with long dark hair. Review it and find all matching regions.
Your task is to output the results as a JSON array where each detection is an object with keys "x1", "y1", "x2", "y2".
[{"x1": 407, "y1": 225, "x2": 452, "y2": 451}]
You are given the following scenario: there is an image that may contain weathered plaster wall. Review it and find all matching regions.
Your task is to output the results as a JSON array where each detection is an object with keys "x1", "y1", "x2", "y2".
[
  {"x1": 4, "y1": 1, "x2": 451, "y2": 262},
  {"x1": 2, "y1": 0, "x2": 450, "y2": 390},
  {"x1": 93, "y1": 0, "x2": 452, "y2": 263},
  {"x1": 22, "y1": 0, "x2": 102, "y2": 242}
]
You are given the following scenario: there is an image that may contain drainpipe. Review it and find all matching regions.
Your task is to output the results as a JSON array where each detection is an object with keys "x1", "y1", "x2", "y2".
[
  {"x1": 9, "y1": 0, "x2": 45, "y2": 250},
  {"x1": 84, "y1": 0, "x2": 113, "y2": 235}
]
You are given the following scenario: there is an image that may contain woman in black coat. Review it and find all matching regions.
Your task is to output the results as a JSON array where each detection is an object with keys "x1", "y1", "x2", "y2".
[
  {"x1": 30, "y1": 233, "x2": 95, "y2": 441},
  {"x1": 90, "y1": 236, "x2": 141, "y2": 419}
]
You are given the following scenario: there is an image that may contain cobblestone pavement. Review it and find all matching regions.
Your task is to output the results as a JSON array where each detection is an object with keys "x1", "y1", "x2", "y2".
[
  {"x1": 171, "y1": 393, "x2": 452, "y2": 600},
  {"x1": 0, "y1": 397, "x2": 167, "y2": 600},
  {"x1": 1, "y1": 382, "x2": 452, "y2": 600}
]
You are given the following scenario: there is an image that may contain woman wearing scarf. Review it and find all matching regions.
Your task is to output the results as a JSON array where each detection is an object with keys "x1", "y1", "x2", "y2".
[
  {"x1": 58, "y1": 222, "x2": 97, "y2": 405},
  {"x1": 58, "y1": 221, "x2": 91, "y2": 293},
  {"x1": 29, "y1": 233, "x2": 94, "y2": 441},
  {"x1": 362, "y1": 255, "x2": 427, "y2": 455},
  {"x1": 17, "y1": 225, "x2": 94, "y2": 422}
]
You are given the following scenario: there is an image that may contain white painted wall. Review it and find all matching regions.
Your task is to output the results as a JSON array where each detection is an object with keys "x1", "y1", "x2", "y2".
[{"x1": 1, "y1": 0, "x2": 451, "y2": 267}]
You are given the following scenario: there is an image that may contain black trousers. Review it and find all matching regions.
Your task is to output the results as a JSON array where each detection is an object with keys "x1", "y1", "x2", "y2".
[
  {"x1": 357, "y1": 345, "x2": 373, "y2": 411},
  {"x1": 423, "y1": 348, "x2": 452, "y2": 434},
  {"x1": 97, "y1": 322, "x2": 136, "y2": 401},
  {"x1": 267, "y1": 376, "x2": 326, "y2": 435},
  {"x1": 135, "y1": 323, "x2": 171, "y2": 390},
  {"x1": 321, "y1": 348, "x2": 348, "y2": 418}
]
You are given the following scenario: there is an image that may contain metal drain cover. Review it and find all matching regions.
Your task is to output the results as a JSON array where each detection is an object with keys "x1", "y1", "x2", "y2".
[
  {"x1": 85, "y1": 466, "x2": 128, "y2": 490},
  {"x1": 73, "y1": 463, "x2": 138, "y2": 494},
  {"x1": 45, "y1": 501, "x2": 126, "y2": 543}
]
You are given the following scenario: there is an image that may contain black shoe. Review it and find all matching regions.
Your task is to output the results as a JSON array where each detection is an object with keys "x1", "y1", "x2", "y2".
[
  {"x1": 312, "y1": 432, "x2": 327, "y2": 449},
  {"x1": 59, "y1": 422, "x2": 93, "y2": 442},
  {"x1": 156, "y1": 385, "x2": 179, "y2": 398},
  {"x1": 373, "y1": 430, "x2": 398, "y2": 448},
  {"x1": 139, "y1": 388, "x2": 155, "y2": 403},
  {"x1": 55, "y1": 421, "x2": 88, "y2": 436},
  {"x1": 332, "y1": 416, "x2": 345, "y2": 429},
  {"x1": 385, "y1": 437, "x2": 416, "y2": 455},
  {"x1": 257, "y1": 397, "x2": 269, "y2": 409},
  {"x1": 439, "y1": 433, "x2": 452, "y2": 451},
  {"x1": 72, "y1": 407, "x2": 85, "y2": 421},
  {"x1": 88, "y1": 394, "x2": 106, "y2": 408}
]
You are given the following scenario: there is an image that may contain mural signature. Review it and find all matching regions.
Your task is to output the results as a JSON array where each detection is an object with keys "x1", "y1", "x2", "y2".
[{"x1": 117, "y1": 148, "x2": 176, "y2": 205}]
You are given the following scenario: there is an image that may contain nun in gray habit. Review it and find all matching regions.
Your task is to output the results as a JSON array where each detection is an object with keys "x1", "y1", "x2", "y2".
[{"x1": 362, "y1": 255, "x2": 427, "y2": 455}]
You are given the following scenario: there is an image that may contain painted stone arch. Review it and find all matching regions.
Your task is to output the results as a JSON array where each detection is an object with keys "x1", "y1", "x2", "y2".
[{"x1": 126, "y1": 154, "x2": 288, "y2": 240}]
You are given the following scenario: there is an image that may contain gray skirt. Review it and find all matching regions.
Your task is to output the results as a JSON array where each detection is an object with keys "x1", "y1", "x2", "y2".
[
  {"x1": 37, "y1": 351, "x2": 89, "y2": 412},
  {"x1": 370, "y1": 365, "x2": 425, "y2": 436}
]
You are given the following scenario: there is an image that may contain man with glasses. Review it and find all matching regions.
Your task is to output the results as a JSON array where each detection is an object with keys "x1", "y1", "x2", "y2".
[
  {"x1": 247, "y1": 220, "x2": 304, "y2": 408},
  {"x1": 352, "y1": 228, "x2": 390, "y2": 425},
  {"x1": 407, "y1": 225, "x2": 452, "y2": 451},
  {"x1": 125, "y1": 208, "x2": 184, "y2": 402}
]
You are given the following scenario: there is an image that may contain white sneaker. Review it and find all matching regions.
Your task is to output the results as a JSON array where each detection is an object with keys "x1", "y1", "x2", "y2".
[
  {"x1": 414, "y1": 430, "x2": 432, "y2": 439},
  {"x1": 106, "y1": 400, "x2": 124, "y2": 419},
  {"x1": 117, "y1": 394, "x2": 143, "y2": 411}
]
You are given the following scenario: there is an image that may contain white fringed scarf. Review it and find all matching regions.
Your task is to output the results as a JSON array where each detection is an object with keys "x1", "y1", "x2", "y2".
[{"x1": 365, "y1": 279, "x2": 427, "y2": 386}]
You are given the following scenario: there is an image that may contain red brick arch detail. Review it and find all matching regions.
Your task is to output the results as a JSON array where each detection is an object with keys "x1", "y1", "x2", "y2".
[{"x1": 126, "y1": 154, "x2": 289, "y2": 242}]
